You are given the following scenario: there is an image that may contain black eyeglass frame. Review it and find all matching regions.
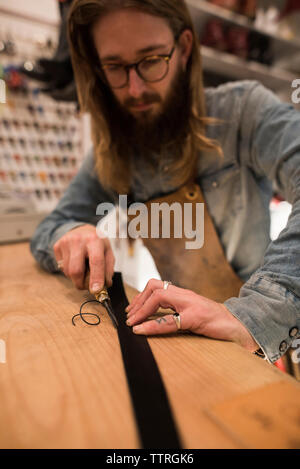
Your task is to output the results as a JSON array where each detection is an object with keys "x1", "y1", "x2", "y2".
[{"x1": 99, "y1": 44, "x2": 177, "y2": 89}]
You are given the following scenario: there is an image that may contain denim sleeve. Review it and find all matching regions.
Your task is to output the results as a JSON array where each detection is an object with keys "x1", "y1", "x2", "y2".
[
  {"x1": 224, "y1": 82, "x2": 300, "y2": 363},
  {"x1": 30, "y1": 148, "x2": 116, "y2": 273}
]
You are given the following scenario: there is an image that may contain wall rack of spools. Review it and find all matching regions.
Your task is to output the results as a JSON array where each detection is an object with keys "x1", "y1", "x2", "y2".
[{"x1": 0, "y1": 4, "x2": 88, "y2": 243}]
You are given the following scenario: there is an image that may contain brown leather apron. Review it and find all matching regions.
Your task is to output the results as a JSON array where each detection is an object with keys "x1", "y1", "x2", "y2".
[{"x1": 137, "y1": 181, "x2": 243, "y2": 303}]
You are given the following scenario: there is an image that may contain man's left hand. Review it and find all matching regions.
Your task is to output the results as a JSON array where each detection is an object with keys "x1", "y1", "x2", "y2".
[{"x1": 126, "y1": 279, "x2": 259, "y2": 352}]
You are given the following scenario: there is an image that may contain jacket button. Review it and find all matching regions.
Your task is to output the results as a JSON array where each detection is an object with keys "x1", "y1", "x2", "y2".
[
  {"x1": 212, "y1": 181, "x2": 218, "y2": 188},
  {"x1": 289, "y1": 327, "x2": 299, "y2": 338},
  {"x1": 279, "y1": 341, "x2": 288, "y2": 353}
]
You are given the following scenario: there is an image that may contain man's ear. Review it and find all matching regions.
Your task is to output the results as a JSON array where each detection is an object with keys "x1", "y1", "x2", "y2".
[{"x1": 178, "y1": 29, "x2": 193, "y2": 70}]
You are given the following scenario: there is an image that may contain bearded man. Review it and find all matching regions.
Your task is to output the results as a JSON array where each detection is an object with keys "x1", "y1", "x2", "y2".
[{"x1": 30, "y1": 0, "x2": 300, "y2": 365}]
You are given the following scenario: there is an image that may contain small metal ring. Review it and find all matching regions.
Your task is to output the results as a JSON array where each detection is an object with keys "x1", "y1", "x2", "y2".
[
  {"x1": 163, "y1": 280, "x2": 172, "y2": 291},
  {"x1": 185, "y1": 185, "x2": 199, "y2": 201},
  {"x1": 173, "y1": 313, "x2": 181, "y2": 330}
]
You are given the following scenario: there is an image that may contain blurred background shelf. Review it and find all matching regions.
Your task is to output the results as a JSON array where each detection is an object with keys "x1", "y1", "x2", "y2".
[
  {"x1": 0, "y1": 212, "x2": 48, "y2": 244},
  {"x1": 187, "y1": 0, "x2": 300, "y2": 101},
  {"x1": 201, "y1": 44, "x2": 296, "y2": 90},
  {"x1": 187, "y1": 0, "x2": 300, "y2": 50}
]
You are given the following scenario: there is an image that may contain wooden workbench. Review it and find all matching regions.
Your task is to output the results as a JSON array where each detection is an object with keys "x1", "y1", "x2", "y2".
[{"x1": 0, "y1": 242, "x2": 299, "y2": 449}]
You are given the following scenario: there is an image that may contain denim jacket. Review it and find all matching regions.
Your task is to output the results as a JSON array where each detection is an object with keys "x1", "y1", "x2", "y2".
[{"x1": 30, "y1": 80, "x2": 300, "y2": 364}]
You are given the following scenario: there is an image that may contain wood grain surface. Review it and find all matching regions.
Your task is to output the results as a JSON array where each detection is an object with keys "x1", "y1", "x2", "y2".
[{"x1": 0, "y1": 242, "x2": 299, "y2": 449}]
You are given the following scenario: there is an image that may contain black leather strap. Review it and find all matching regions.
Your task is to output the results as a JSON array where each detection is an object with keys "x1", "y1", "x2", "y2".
[{"x1": 108, "y1": 273, "x2": 182, "y2": 449}]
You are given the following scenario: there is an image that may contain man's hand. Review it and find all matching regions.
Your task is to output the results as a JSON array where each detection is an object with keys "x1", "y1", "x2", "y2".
[
  {"x1": 126, "y1": 279, "x2": 259, "y2": 352},
  {"x1": 53, "y1": 224, "x2": 115, "y2": 293}
]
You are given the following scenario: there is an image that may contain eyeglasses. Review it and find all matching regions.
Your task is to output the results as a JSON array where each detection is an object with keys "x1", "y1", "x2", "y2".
[{"x1": 100, "y1": 44, "x2": 176, "y2": 89}]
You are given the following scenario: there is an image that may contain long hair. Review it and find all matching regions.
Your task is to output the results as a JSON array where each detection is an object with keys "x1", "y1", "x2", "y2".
[{"x1": 68, "y1": 0, "x2": 222, "y2": 194}]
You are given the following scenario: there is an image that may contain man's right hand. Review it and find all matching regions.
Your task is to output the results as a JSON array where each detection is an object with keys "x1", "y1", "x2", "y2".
[{"x1": 53, "y1": 224, "x2": 115, "y2": 293}]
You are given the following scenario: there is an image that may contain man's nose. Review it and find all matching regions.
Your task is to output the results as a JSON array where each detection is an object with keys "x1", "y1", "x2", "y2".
[{"x1": 127, "y1": 68, "x2": 147, "y2": 98}]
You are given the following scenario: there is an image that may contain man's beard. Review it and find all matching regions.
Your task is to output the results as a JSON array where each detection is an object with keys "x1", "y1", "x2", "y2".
[{"x1": 104, "y1": 66, "x2": 191, "y2": 165}]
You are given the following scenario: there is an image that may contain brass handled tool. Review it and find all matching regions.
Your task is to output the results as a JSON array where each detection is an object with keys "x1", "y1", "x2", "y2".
[
  {"x1": 72, "y1": 259, "x2": 119, "y2": 328},
  {"x1": 94, "y1": 286, "x2": 119, "y2": 329}
]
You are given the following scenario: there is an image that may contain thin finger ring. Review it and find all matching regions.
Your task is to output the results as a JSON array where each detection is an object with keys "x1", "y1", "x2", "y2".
[
  {"x1": 173, "y1": 313, "x2": 181, "y2": 330},
  {"x1": 163, "y1": 280, "x2": 172, "y2": 291},
  {"x1": 57, "y1": 260, "x2": 64, "y2": 270}
]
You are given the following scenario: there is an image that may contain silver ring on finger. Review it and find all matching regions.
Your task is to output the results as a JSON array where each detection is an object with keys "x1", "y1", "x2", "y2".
[
  {"x1": 163, "y1": 280, "x2": 172, "y2": 291},
  {"x1": 57, "y1": 260, "x2": 64, "y2": 270},
  {"x1": 173, "y1": 313, "x2": 181, "y2": 330}
]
